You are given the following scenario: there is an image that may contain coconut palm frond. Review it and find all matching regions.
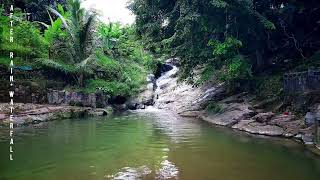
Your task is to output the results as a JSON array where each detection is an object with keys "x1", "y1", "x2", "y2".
[
  {"x1": 80, "y1": 13, "x2": 96, "y2": 46},
  {"x1": 44, "y1": 0, "x2": 98, "y2": 86},
  {"x1": 35, "y1": 58, "x2": 77, "y2": 74},
  {"x1": 76, "y1": 54, "x2": 96, "y2": 68},
  {"x1": 47, "y1": 6, "x2": 71, "y2": 32},
  {"x1": 47, "y1": 9, "x2": 54, "y2": 25},
  {"x1": 35, "y1": 21, "x2": 49, "y2": 28}
]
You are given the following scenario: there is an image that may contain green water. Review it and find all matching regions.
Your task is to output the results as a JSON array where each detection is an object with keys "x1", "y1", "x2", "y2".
[{"x1": 0, "y1": 109, "x2": 320, "y2": 180}]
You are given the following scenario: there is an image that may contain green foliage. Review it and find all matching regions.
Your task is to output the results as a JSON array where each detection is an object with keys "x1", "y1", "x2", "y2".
[
  {"x1": 36, "y1": 58, "x2": 77, "y2": 74},
  {"x1": 45, "y1": 0, "x2": 98, "y2": 86},
  {"x1": 43, "y1": 4, "x2": 68, "y2": 45},
  {"x1": 255, "y1": 75, "x2": 282, "y2": 99},
  {"x1": 95, "y1": 53, "x2": 123, "y2": 79},
  {"x1": 219, "y1": 55, "x2": 252, "y2": 83},
  {"x1": 98, "y1": 22, "x2": 122, "y2": 51},
  {"x1": 0, "y1": 0, "x2": 155, "y2": 101},
  {"x1": 84, "y1": 79, "x2": 130, "y2": 97},
  {"x1": 130, "y1": 0, "x2": 276, "y2": 82},
  {"x1": 209, "y1": 37, "x2": 242, "y2": 58},
  {"x1": 131, "y1": 0, "x2": 320, "y2": 94},
  {"x1": 195, "y1": 66, "x2": 216, "y2": 86},
  {"x1": 0, "y1": 8, "x2": 48, "y2": 59},
  {"x1": 98, "y1": 24, "x2": 155, "y2": 69},
  {"x1": 206, "y1": 102, "x2": 222, "y2": 114},
  {"x1": 198, "y1": 37, "x2": 252, "y2": 86}
]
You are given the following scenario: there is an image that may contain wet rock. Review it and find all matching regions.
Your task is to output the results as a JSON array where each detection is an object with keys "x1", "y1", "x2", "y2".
[
  {"x1": 0, "y1": 114, "x2": 7, "y2": 120},
  {"x1": 113, "y1": 104, "x2": 128, "y2": 111},
  {"x1": 232, "y1": 119, "x2": 255, "y2": 129},
  {"x1": 179, "y1": 110, "x2": 203, "y2": 117},
  {"x1": 146, "y1": 74, "x2": 155, "y2": 83},
  {"x1": 127, "y1": 101, "x2": 139, "y2": 110},
  {"x1": 221, "y1": 92, "x2": 247, "y2": 104},
  {"x1": 200, "y1": 103, "x2": 254, "y2": 126},
  {"x1": 238, "y1": 122, "x2": 284, "y2": 136},
  {"x1": 302, "y1": 134, "x2": 314, "y2": 145},
  {"x1": 253, "y1": 97, "x2": 278, "y2": 109},
  {"x1": 136, "y1": 89, "x2": 154, "y2": 106},
  {"x1": 0, "y1": 103, "x2": 113, "y2": 126},
  {"x1": 269, "y1": 114, "x2": 303, "y2": 136},
  {"x1": 299, "y1": 125, "x2": 314, "y2": 135},
  {"x1": 252, "y1": 112, "x2": 275, "y2": 123},
  {"x1": 47, "y1": 90, "x2": 108, "y2": 108},
  {"x1": 165, "y1": 58, "x2": 179, "y2": 66},
  {"x1": 294, "y1": 133, "x2": 303, "y2": 140},
  {"x1": 155, "y1": 63, "x2": 174, "y2": 79},
  {"x1": 192, "y1": 84, "x2": 226, "y2": 108},
  {"x1": 88, "y1": 109, "x2": 108, "y2": 116},
  {"x1": 95, "y1": 90, "x2": 107, "y2": 108}
]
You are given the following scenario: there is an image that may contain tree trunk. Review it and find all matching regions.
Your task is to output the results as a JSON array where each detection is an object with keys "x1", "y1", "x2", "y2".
[
  {"x1": 255, "y1": 49, "x2": 263, "y2": 71},
  {"x1": 78, "y1": 73, "x2": 84, "y2": 87}
]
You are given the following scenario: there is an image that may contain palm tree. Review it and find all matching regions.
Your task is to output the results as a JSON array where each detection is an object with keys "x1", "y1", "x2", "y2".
[{"x1": 42, "y1": 0, "x2": 97, "y2": 87}]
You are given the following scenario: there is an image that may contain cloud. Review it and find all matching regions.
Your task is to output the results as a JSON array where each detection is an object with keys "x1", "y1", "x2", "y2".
[{"x1": 82, "y1": 0, "x2": 135, "y2": 25}]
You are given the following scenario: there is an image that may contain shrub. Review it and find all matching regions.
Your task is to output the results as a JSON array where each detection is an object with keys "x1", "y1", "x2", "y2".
[
  {"x1": 0, "y1": 9, "x2": 48, "y2": 59},
  {"x1": 255, "y1": 75, "x2": 282, "y2": 99},
  {"x1": 219, "y1": 55, "x2": 252, "y2": 83},
  {"x1": 206, "y1": 102, "x2": 223, "y2": 114},
  {"x1": 84, "y1": 79, "x2": 130, "y2": 97}
]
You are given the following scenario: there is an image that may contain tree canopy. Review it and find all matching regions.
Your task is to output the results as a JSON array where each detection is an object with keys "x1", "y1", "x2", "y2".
[{"x1": 130, "y1": 0, "x2": 320, "y2": 85}]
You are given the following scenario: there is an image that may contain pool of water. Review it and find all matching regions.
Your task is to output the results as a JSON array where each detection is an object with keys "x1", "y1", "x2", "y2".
[{"x1": 0, "y1": 108, "x2": 320, "y2": 180}]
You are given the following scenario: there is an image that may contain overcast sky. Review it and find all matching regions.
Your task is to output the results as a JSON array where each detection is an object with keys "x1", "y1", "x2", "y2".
[{"x1": 82, "y1": 0, "x2": 135, "y2": 25}]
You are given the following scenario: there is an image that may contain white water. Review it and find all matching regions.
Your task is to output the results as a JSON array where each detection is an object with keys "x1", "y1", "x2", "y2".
[{"x1": 155, "y1": 65, "x2": 179, "y2": 96}]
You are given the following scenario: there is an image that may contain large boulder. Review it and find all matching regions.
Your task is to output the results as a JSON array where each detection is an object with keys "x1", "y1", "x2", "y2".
[
  {"x1": 234, "y1": 121, "x2": 285, "y2": 136},
  {"x1": 200, "y1": 103, "x2": 255, "y2": 126},
  {"x1": 138, "y1": 89, "x2": 155, "y2": 106}
]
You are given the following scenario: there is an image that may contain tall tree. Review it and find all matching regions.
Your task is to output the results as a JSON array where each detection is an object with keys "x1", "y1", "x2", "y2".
[
  {"x1": 130, "y1": 0, "x2": 320, "y2": 82},
  {"x1": 41, "y1": 0, "x2": 97, "y2": 86}
]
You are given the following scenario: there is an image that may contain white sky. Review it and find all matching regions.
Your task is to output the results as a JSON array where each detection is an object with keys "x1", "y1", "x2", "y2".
[{"x1": 82, "y1": 0, "x2": 135, "y2": 25}]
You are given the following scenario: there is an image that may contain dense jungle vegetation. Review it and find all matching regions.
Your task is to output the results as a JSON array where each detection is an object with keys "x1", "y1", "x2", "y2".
[
  {"x1": 0, "y1": 0, "x2": 157, "y2": 98},
  {"x1": 130, "y1": 0, "x2": 320, "y2": 97}
]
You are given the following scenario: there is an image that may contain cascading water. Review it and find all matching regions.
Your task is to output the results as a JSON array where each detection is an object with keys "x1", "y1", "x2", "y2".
[
  {"x1": 155, "y1": 65, "x2": 178, "y2": 96},
  {"x1": 153, "y1": 62, "x2": 179, "y2": 108}
]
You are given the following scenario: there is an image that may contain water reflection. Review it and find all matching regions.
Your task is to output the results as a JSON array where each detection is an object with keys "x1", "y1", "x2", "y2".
[
  {"x1": 133, "y1": 107, "x2": 202, "y2": 144},
  {"x1": 0, "y1": 109, "x2": 320, "y2": 180}
]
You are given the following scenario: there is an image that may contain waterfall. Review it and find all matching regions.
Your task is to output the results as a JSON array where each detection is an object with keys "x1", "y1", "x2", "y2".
[{"x1": 154, "y1": 64, "x2": 179, "y2": 98}]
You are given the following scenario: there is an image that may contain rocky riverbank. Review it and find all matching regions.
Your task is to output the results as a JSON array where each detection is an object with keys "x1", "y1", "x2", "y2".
[
  {"x1": 131, "y1": 60, "x2": 320, "y2": 149},
  {"x1": 0, "y1": 103, "x2": 113, "y2": 127},
  {"x1": 180, "y1": 93, "x2": 317, "y2": 145}
]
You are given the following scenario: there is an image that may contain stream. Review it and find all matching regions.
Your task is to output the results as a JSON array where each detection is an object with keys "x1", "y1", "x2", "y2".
[{"x1": 0, "y1": 109, "x2": 320, "y2": 180}]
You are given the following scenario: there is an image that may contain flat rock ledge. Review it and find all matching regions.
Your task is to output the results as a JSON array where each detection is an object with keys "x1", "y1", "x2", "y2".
[
  {"x1": 197, "y1": 112, "x2": 314, "y2": 144},
  {"x1": 180, "y1": 101, "x2": 313, "y2": 145},
  {"x1": 0, "y1": 103, "x2": 113, "y2": 127},
  {"x1": 231, "y1": 120, "x2": 284, "y2": 136}
]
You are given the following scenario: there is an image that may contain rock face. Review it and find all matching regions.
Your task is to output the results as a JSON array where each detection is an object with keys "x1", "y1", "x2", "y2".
[
  {"x1": 200, "y1": 103, "x2": 254, "y2": 127},
  {"x1": 0, "y1": 103, "x2": 112, "y2": 126},
  {"x1": 127, "y1": 74, "x2": 157, "y2": 109},
  {"x1": 149, "y1": 63, "x2": 226, "y2": 113},
  {"x1": 232, "y1": 121, "x2": 285, "y2": 136},
  {"x1": 0, "y1": 80, "x2": 48, "y2": 104},
  {"x1": 47, "y1": 90, "x2": 108, "y2": 108},
  {"x1": 252, "y1": 112, "x2": 275, "y2": 123}
]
